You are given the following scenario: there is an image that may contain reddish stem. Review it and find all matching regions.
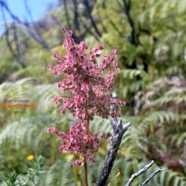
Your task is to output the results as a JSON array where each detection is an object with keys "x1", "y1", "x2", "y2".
[
  {"x1": 83, "y1": 107, "x2": 89, "y2": 186},
  {"x1": 84, "y1": 156, "x2": 89, "y2": 186}
]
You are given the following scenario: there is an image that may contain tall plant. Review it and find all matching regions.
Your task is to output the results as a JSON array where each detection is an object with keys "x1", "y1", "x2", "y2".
[
  {"x1": 47, "y1": 27, "x2": 125, "y2": 185},
  {"x1": 47, "y1": 27, "x2": 164, "y2": 186}
]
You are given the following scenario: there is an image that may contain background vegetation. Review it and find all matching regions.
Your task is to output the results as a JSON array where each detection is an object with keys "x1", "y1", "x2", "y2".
[{"x1": 0, "y1": 0, "x2": 186, "y2": 185}]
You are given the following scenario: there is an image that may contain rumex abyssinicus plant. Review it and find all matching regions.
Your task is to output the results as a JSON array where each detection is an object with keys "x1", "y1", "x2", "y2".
[
  {"x1": 47, "y1": 27, "x2": 165, "y2": 186},
  {"x1": 47, "y1": 27, "x2": 125, "y2": 185}
]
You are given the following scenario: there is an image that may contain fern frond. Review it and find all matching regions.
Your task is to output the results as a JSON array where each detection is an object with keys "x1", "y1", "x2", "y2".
[{"x1": 140, "y1": 111, "x2": 179, "y2": 127}]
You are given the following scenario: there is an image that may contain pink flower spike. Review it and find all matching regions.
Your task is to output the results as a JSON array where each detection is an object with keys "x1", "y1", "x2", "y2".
[{"x1": 47, "y1": 27, "x2": 125, "y2": 166}]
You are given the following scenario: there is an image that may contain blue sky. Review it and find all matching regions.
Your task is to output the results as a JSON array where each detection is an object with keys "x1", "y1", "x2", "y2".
[{"x1": 0, "y1": 0, "x2": 57, "y2": 31}]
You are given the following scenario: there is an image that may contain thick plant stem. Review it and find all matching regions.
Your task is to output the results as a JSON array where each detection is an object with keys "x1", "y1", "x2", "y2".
[{"x1": 84, "y1": 156, "x2": 89, "y2": 186}]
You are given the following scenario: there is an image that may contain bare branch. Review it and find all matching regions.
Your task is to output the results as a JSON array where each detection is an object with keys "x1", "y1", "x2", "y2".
[
  {"x1": 0, "y1": 0, "x2": 50, "y2": 50},
  {"x1": 23, "y1": 0, "x2": 44, "y2": 40},
  {"x1": 122, "y1": 0, "x2": 140, "y2": 46},
  {"x1": 96, "y1": 93, "x2": 131, "y2": 186},
  {"x1": 125, "y1": 160, "x2": 154, "y2": 186},
  {"x1": 139, "y1": 168, "x2": 166, "y2": 186},
  {"x1": 96, "y1": 119, "x2": 131, "y2": 186},
  {"x1": 0, "y1": 4, "x2": 22, "y2": 65},
  {"x1": 64, "y1": 0, "x2": 71, "y2": 28},
  {"x1": 108, "y1": 17, "x2": 125, "y2": 38},
  {"x1": 83, "y1": 0, "x2": 101, "y2": 37},
  {"x1": 12, "y1": 23, "x2": 26, "y2": 67},
  {"x1": 72, "y1": 0, "x2": 79, "y2": 30},
  {"x1": 79, "y1": 18, "x2": 100, "y2": 42},
  {"x1": 24, "y1": 0, "x2": 34, "y2": 21},
  {"x1": 15, "y1": 22, "x2": 50, "y2": 50}
]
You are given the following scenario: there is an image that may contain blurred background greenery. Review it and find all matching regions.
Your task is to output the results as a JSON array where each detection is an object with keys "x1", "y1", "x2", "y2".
[{"x1": 0, "y1": 0, "x2": 186, "y2": 185}]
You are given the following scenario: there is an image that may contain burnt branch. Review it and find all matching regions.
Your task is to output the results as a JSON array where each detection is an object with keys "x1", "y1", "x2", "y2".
[
  {"x1": 125, "y1": 160, "x2": 154, "y2": 186},
  {"x1": 72, "y1": 0, "x2": 79, "y2": 30},
  {"x1": 122, "y1": 0, "x2": 139, "y2": 46},
  {"x1": 124, "y1": 160, "x2": 165, "y2": 186},
  {"x1": 96, "y1": 119, "x2": 131, "y2": 186},
  {"x1": 64, "y1": 0, "x2": 71, "y2": 28},
  {"x1": 24, "y1": 0, "x2": 34, "y2": 21},
  {"x1": 15, "y1": 22, "x2": 50, "y2": 51},
  {"x1": 108, "y1": 17, "x2": 125, "y2": 38},
  {"x1": 79, "y1": 18, "x2": 100, "y2": 42},
  {"x1": 23, "y1": 0, "x2": 43, "y2": 39},
  {"x1": 96, "y1": 93, "x2": 164, "y2": 185},
  {"x1": 96, "y1": 93, "x2": 131, "y2": 186},
  {"x1": 139, "y1": 168, "x2": 166, "y2": 186},
  {"x1": 0, "y1": 0, "x2": 50, "y2": 51},
  {"x1": 0, "y1": 5, "x2": 23, "y2": 66},
  {"x1": 12, "y1": 23, "x2": 26, "y2": 67},
  {"x1": 83, "y1": 0, "x2": 101, "y2": 38}
]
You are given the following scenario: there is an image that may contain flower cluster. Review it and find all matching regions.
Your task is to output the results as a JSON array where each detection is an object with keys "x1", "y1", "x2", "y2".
[
  {"x1": 47, "y1": 27, "x2": 125, "y2": 166},
  {"x1": 47, "y1": 123, "x2": 106, "y2": 167}
]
